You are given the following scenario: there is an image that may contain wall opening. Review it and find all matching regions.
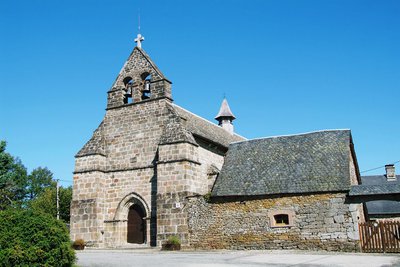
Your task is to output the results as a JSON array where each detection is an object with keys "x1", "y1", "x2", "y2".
[
  {"x1": 141, "y1": 73, "x2": 152, "y2": 100},
  {"x1": 123, "y1": 77, "x2": 134, "y2": 104},
  {"x1": 269, "y1": 210, "x2": 294, "y2": 228},
  {"x1": 127, "y1": 204, "x2": 146, "y2": 244},
  {"x1": 273, "y1": 214, "x2": 289, "y2": 226}
]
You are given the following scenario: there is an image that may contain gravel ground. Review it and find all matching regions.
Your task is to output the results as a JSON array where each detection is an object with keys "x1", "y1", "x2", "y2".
[{"x1": 76, "y1": 249, "x2": 400, "y2": 267}]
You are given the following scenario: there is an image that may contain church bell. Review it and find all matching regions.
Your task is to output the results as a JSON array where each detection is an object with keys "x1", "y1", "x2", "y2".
[
  {"x1": 124, "y1": 87, "x2": 132, "y2": 97},
  {"x1": 143, "y1": 80, "x2": 151, "y2": 93}
]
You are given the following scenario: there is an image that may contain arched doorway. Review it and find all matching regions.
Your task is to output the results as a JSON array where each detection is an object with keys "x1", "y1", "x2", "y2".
[
  {"x1": 127, "y1": 204, "x2": 146, "y2": 244},
  {"x1": 113, "y1": 192, "x2": 150, "y2": 246}
]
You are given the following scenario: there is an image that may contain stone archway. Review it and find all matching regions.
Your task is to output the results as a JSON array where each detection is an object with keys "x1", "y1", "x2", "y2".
[{"x1": 114, "y1": 193, "x2": 150, "y2": 245}]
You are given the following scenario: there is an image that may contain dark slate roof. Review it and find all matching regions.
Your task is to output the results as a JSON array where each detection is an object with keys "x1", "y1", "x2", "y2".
[
  {"x1": 76, "y1": 121, "x2": 105, "y2": 157},
  {"x1": 212, "y1": 130, "x2": 353, "y2": 197},
  {"x1": 349, "y1": 174, "x2": 400, "y2": 196},
  {"x1": 365, "y1": 200, "x2": 400, "y2": 215},
  {"x1": 349, "y1": 174, "x2": 400, "y2": 215},
  {"x1": 172, "y1": 104, "x2": 245, "y2": 148},
  {"x1": 360, "y1": 174, "x2": 400, "y2": 186},
  {"x1": 349, "y1": 183, "x2": 400, "y2": 196}
]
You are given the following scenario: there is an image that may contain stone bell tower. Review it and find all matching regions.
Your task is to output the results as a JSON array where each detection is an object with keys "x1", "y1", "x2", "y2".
[
  {"x1": 71, "y1": 33, "x2": 175, "y2": 248},
  {"x1": 107, "y1": 34, "x2": 172, "y2": 109}
]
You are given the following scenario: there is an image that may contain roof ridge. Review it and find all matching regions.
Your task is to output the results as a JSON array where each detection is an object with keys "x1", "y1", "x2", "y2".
[
  {"x1": 172, "y1": 103, "x2": 246, "y2": 140},
  {"x1": 231, "y1": 129, "x2": 350, "y2": 145}
]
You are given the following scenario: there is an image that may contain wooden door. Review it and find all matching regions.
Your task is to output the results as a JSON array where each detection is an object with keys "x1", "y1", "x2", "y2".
[{"x1": 127, "y1": 204, "x2": 145, "y2": 244}]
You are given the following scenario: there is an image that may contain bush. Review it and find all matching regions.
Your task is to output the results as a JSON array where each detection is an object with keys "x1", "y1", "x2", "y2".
[
  {"x1": 162, "y1": 235, "x2": 181, "y2": 251},
  {"x1": 0, "y1": 209, "x2": 75, "y2": 266},
  {"x1": 72, "y1": 239, "x2": 85, "y2": 250},
  {"x1": 167, "y1": 236, "x2": 181, "y2": 245}
]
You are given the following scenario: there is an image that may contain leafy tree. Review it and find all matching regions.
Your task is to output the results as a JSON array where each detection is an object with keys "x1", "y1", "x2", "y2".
[
  {"x1": 0, "y1": 208, "x2": 75, "y2": 266},
  {"x1": 30, "y1": 186, "x2": 72, "y2": 223},
  {"x1": 26, "y1": 167, "x2": 55, "y2": 200},
  {"x1": 0, "y1": 141, "x2": 28, "y2": 210},
  {"x1": 0, "y1": 141, "x2": 62, "y2": 210}
]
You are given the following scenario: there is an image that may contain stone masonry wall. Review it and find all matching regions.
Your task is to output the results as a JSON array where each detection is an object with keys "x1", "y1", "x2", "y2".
[
  {"x1": 103, "y1": 99, "x2": 168, "y2": 170},
  {"x1": 101, "y1": 99, "x2": 171, "y2": 247},
  {"x1": 187, "y1": 193, "x2": 362, "y2": 252},
  {"x1": 72, "y1": 98, "x2": 171, "y2": 247},
  {"x1": 102, "y1": 168, "x2": 154, "y2": 247},
  {"x1": 70, "y1": 171, "x2": 105, "y2": 247},
  {"x1": 75, "y1": 155, "x2": 106, "y2": 173},
  {"x1": 197, "y1": 145, "x2": 224, "y2": 193},
  {"x1": 157, "y1": 141, "x2": 203, "y2": 247}
]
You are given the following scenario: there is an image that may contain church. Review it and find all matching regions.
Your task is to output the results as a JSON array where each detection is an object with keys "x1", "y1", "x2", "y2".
[{"x1": 70, "y1": 34, "x2": 364, "y2": 251}]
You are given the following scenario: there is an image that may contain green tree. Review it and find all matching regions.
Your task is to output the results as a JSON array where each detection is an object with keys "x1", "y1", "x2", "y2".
[
  {"x1": 26, "y1": 167, "x2": 55, "y2": 200},
  {"x1": 0, "y1": 141, "x2": 28, "y2": 210},
  {"x1": 30, "y1": 186, "x2": 72, "y2": 223}
]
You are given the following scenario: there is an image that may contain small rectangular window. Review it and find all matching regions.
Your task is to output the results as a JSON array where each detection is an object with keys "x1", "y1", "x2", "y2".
[
  {"x1": 274, "y1": 214, "x2": 289, "y2": 226},
  {"x1": 269, "y1": 210, "x2": 294, "y2": 228}
]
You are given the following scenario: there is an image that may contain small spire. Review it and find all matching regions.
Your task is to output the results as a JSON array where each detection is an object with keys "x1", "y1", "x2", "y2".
[
  {"x1": 215, "y1": 98, "x2": 236, "y2": 134},
  {"x1": 135, "y1": 33, "x2": 145, "y2": 48},
  {"x1": 215, "y1": 98, "x2": 236, "y2": 120}
]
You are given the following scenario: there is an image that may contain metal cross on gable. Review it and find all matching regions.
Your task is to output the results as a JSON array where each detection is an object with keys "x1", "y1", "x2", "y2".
[{"x1": 135, "y1": 33, "x2": 145, "y2": 48}]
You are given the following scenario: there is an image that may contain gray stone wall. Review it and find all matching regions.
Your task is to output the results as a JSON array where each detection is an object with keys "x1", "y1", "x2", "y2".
[
  {"x1": 187, "y1": 193, "x2": 362, "y2": 252},
  {"x1": 75, "y1": 155, "x2": 106, "y2": 173},
  {"x1": 72, "y1": 94, "x2": 171, "y2": 247},
  {"x1": 156, "y1": 141, "x2": 202, "y2": 247},
  {"x1": 197, "y1": 144, "x2": 224, "y2": 193},
  {"x1": 103, "y1": 100, "x2": 169, "y2": 171},
  {"x1": 70, "y1": 171, "x2": 105, "y2": 247}
]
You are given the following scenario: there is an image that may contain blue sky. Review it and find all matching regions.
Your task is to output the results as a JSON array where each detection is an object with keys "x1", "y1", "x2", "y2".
[{"x1": 1, "y1": 0, "x2": 399, "y2": 187}]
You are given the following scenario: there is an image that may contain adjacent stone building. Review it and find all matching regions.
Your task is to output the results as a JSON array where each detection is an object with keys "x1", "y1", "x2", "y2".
[
  {"x1": 71, "y1": 36, "x2": 365, "y2": 251},
  {"x1": 349, "y1": 164, "x2": 400, "y2": 221},
  {"x1": 188, "y1": 130, "x2": 364, "y2": 251}
]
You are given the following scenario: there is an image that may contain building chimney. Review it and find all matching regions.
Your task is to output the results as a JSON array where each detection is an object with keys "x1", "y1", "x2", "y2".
[{"x1": 385, "y1": 164, "x2": 396, "y2": 181}]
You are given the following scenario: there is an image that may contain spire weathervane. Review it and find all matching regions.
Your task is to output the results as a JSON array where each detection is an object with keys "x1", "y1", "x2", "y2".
[{"x1": 135, "y1": 11, "x2": 144, "y2": 48}]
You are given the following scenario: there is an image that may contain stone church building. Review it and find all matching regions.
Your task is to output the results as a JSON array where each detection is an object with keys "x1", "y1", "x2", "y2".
[{"x1": 71, "y1": 35, "x2": 364, "y2": 251}]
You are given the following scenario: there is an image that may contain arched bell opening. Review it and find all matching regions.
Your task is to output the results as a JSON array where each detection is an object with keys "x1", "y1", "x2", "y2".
[
  {"x1": 123, "y1": 77, "x2": 134, "y2": 104},
  {"x1": 140, "y1": 72, "x2": 152, "y2": 100}
]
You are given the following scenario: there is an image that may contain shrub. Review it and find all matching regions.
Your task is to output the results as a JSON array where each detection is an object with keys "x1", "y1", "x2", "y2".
[
  {"x1": 167, "y1": 235, "x2": 181, "y2": 245},
  {"x1": 162, "y1": 235, "x2": 181, "y2": 251},
  {"x1": 0, "y1": 209, "x2": 75, "y2": 266},
  {"x1": 72, "y1": 239, "x2": 85, "y2": 250}
]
